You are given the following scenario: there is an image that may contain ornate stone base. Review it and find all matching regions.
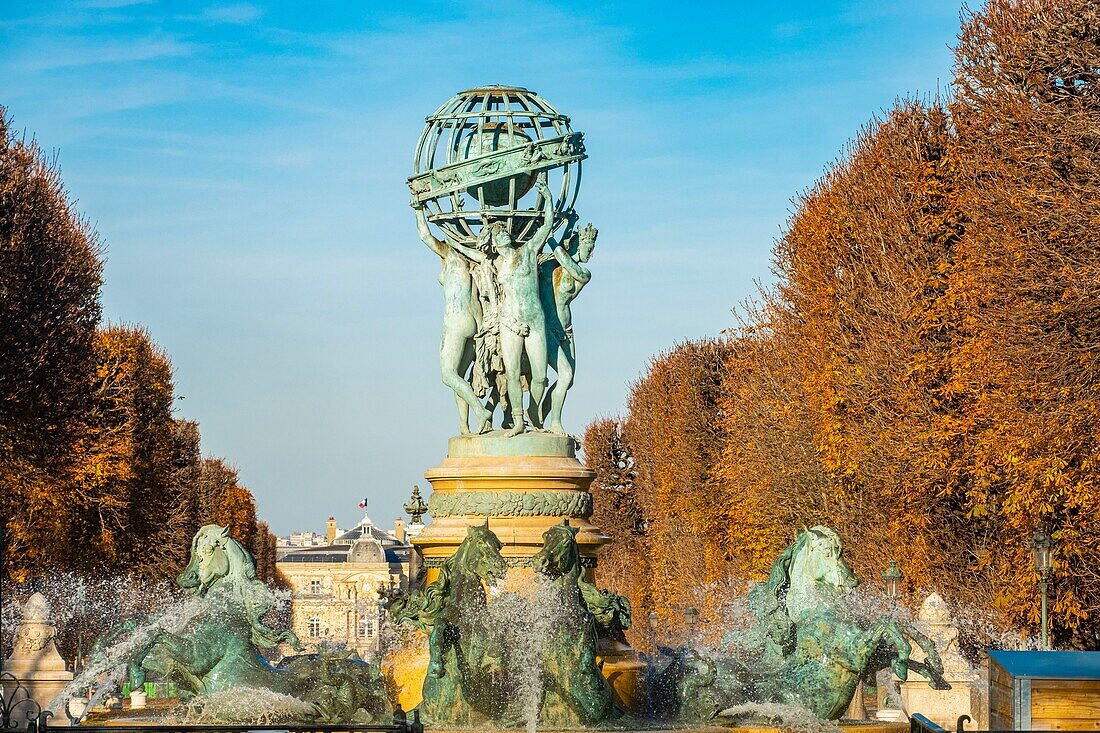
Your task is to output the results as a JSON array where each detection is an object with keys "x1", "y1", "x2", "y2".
[
  {"x1": 2, "y1": 592, "x2": 74, "y2": 725},
  {"x1": 381, "y1": 636, "x2": 429, "y2": 712},
  {"x1": 900, "y1": 676, "x2": 983, "y2": 729},
  {"x1": 1, "y1": 673, "x2": 73, "y2": 726},
  {"x1": 406, "y1": 433, "x2": 653, "y2": 712},
  {"x1": 415, "y1": 433, "x2": 608, "y2": 580}
]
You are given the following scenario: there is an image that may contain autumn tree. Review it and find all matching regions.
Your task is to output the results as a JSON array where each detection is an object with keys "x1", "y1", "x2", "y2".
[
  {"x1": 620, "y1": 340, "x2": 733, "y2": 630},
  {"x1": 0, "y1": 112, "x2": 102, "y2": 461},
  {"x1": 0, "y1": 109, "x2": 102, "y2": 574},
  {"x1": 199, "y1": 457, "x2": 260, "y2": 555},
  {"x1": 66, "y1": 326, "x2": 176, "y2": 570},
  {"x1": 589, "y1": 0, "x2": 1100, "y2": 646},
  {"x1": 951, "y1": 0, "x2": 1100, "y2": 645},
  {"x1": 0, "y1": 110, "x2": 278, "y2": 587},
  {"x1": 584, "y1": 417, "x2": 648, "y2": 643}
]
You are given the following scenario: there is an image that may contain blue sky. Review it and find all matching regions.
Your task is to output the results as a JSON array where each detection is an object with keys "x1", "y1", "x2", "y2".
[{"x1": 1, "y1": 0, "x2": 962, "y2": 535}]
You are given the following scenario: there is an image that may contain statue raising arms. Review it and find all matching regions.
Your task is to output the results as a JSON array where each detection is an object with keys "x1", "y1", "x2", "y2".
[
  {"x1": 490, "y1": 176, "x2": 556, "y2": 436},
  {"x1": 538, "y1": 221, "x2": 596, "y2": 435},
  {"x1": 413, "y1": 203, "x2": 493, "y2": 434}
]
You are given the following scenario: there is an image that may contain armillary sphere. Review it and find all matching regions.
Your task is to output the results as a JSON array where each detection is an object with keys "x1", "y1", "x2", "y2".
[{"x1": 409, "y1": 85, "x2": 585, "y2": 245}]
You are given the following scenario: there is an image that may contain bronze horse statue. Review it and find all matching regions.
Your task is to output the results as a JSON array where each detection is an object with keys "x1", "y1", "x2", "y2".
[
  {"x1": 657, "y1": 526, "x2": 949, "y2": 721},
  {"x1": 94, "y1": 525, "x2": 388, "y2": 723},
  {"x1": 528, "y1": 520, "x2": 619, "y2": 727},
  {"x1": 390, "y1": 522, "x2": 509, "y2": 726}
]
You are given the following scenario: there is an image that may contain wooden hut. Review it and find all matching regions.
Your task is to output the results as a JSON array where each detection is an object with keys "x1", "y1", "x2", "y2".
[{"x1": 989, "y1": 650, "x2": 1100, "y2": 730}]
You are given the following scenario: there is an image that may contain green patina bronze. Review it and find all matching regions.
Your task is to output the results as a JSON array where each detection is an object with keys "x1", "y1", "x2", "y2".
[
  {"x1": 410, "y1": 86, "x2": 597, "y2": 438},
  {"x1": 389, "y1": 523, "x2": 510, "y2": 726},
  {"x1": 427, "y1": 489, "x2": 593, "y2": 518},
  {"x1": 527, "y1": 520, "x2": 626, "y2": 727},
  {"x1": 654, "y1": 526, "x2": 950, "y2": 721},
  {"x1": 389, "y1": 520, "x2": 628, "y2": 728},
  {"x1": 97, "y1": 525, "x2": 389, "y2": 723}
]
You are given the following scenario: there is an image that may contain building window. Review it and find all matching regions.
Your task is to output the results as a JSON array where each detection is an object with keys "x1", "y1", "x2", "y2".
[
  {"x1": 309, "y1": 579, "x2": 322, "y2": 595},
  {"x1": 358, "y1": 616, "x2": 376, "y2": 639},
  {"x1": 308, "y1": 617, "x2": 323, "y2": 638}
]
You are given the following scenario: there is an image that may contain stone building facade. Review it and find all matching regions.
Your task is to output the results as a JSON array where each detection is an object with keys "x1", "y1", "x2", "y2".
[{"x1": 277, "y1": 513, "x2": 411, "y2": 659}]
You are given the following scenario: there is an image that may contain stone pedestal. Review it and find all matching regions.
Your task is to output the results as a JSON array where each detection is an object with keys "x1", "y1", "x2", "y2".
[
  {"x1": 898, "y1": 593, "x2": 985, "y2": 729},
  {"x1": 415, "y1": 433, "x2": 607, "y2": 580},
  {"x1": 2, "y1": 593, "x2": 74, "y2": 725},
  {"x1": 407, "y1": 432, "x2": 650, "y2": 710},
  {"x1": 597, "y1": 644, "x2": 647, "y2": 712}
]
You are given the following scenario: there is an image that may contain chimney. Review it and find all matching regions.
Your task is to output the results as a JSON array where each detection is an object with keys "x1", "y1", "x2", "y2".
[
  {"x1": 326, "y1": 516, "x2": 337, "y2": 544},
  {"x1": 393, "y1": 518, "x2": 406, "y2": 543}
]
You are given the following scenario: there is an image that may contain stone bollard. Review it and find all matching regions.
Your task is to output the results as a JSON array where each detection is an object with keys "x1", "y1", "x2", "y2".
[
  {"x1": 2, "y1": 593, "x2": 74, "y2": 726},
  {"x1": 899, "y1": 593, "x2": 984, "y2": 728}
]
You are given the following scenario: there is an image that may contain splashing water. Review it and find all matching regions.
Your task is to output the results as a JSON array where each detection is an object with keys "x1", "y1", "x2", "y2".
[
  {"x1": 718, "y1": 701, "x2": 841, "y2": 733},
  {"x1": 485, "y1": 574, "x2": 566, "y2": 733},
  {"x1": 175, "y1": 688, "x2": 317, "y2": 724},
  {"x1": 46, "y1": 590, "x2": 211, "y2": 718},
  {"x1": 1, "y1": 571, "x2": 176, "y2": 663}
]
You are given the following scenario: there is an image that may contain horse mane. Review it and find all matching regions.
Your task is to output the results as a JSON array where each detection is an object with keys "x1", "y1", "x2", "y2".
[
  {"x1": 747, "y1": 531, "x2": 808, "y2": 653},
  {"x1": 199, "y1": 526, "x2": 300, "y2": 651}
]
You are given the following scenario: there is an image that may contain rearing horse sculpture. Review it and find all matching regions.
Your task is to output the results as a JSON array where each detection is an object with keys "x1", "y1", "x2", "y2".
[
  {"x1": 528, "y1": 520, "x2": 620, "y2": 727},
  {"x1": 657, "y1": 526, "x2": 949, "y2": 721},
  {"x1": 99, "y1": 525, "x2": 389, "y2": 723},
  {"x1": 390, "y1": 522, "x2": 509, "y2": 726}
]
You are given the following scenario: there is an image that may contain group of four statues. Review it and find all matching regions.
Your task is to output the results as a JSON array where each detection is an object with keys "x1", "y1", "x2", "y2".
[{"x1": 413, "y1": 174, "x2": 596, "y2": 437}]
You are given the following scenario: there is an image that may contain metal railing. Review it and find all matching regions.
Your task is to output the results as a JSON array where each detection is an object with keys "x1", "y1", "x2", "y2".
[
  {"x1": 1, "y1": 673, "x2": 44, "y2": 731},
  {"x1": 1, "y1": 670, "x2": 422, "y2": 733},
  {"x1": 40, "y1": 710, "x2": 422, "y2": 733},
  {"x1": 911, "y1": 713, "x2": 1097, "y2": 733}
]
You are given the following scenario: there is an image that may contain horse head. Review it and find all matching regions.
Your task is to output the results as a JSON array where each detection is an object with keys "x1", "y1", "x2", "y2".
[
  {"x1": 748, "y1": 524, "x2": 859, "y2": 648},
  {"x1": 789, "y1": 525, "x2": 858, "y2": 593},
  {"x1": 532, "y1": 519, "x2": 581, "y2": 578},
  {"x1": 450, "y1": 521, "x2": 507, "y2": 585},
  {"x1": 175, "y1": 525, "x2": 300, "y2": 651},
  {"x1": 176, "y1": 524, "x2": 254, "y2": 597}
]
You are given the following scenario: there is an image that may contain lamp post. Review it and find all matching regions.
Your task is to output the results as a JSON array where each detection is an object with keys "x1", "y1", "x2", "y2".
[
  {"x1": 883, "y1": 561, "x2": 904, "y2": 600},
  {"x1": 646, "y1": 611, "x2": 660, "y2": 657},
  {"x1": 865, "y1": 560, "x2": 905, "y2": 722},
  {"x1": 683, "y1": 607, "x2": 699, "y2": 646},
  {"x1": 1031, "y1": 527, "x2": 1053, "y2": 650}
]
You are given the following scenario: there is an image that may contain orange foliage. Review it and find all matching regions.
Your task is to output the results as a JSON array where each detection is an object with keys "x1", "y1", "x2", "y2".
[
  {"x1": 587, "y1": 0, "x2": 1100, "y2": 647},
  {"x1": 1, "y1": 112, "x2": 275, "y2": 585}
]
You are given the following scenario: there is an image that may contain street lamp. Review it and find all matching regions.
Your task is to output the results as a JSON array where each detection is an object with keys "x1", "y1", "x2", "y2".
[
  {"x1": 646, "y1": 611, "x2": 660, "y2": 656},
  {"x1": 1031, "y1": 527, "x2": 1054, "y2": 650},
  {"x1": 883, "y1": 561, "x2": 904, "y2": 599},
  {"x1": 683, "y1": 607, "x2": 699, "y2": 644}
]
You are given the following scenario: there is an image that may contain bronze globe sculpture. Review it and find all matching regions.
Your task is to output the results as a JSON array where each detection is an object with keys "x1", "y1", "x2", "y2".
[
  {"x1": 408, "y1": 85, "x2": 596, "y2": 437},
  {"x1": 409, "y1": 85, "x2": 585, "y2": 246}
]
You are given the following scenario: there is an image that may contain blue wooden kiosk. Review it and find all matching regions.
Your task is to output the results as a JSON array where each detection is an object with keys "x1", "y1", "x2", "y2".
[{"x1": 989, "y1": 650, "x2": 1100, "y2": 730}]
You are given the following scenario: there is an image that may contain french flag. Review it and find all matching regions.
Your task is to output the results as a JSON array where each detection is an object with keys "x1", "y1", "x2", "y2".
[{"x1": 358, "y1": 498, "x2": 368, "y2": 509}]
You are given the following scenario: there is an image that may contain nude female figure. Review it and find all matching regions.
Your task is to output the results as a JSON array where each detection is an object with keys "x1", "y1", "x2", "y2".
[
  {"x1": 413, "y1": 202, "x2": 492, "y2": 434},
  {"x1": 538, "y1": 221, "x2": 596, "y2": 434},
  {"x1": 492, "y1": 179, "x2": 555, "y2": 434}
]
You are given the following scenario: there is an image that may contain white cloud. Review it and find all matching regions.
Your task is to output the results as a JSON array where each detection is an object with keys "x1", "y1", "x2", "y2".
[
  {"x1": 13, "y1": 36, "x2": 193, "y2": 72},
  {"x1": 198, "y1": 4, "x2": 263, "y2": 25}
]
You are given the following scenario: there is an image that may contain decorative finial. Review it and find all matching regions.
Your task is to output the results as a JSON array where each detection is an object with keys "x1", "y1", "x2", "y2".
[{"x1": 404, "y1": 485, "x2": 428, "y2": 524}]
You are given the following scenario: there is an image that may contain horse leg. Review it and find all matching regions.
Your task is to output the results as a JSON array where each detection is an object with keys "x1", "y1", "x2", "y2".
[
  {"x1": 141, "y1": 631, "x2": 205, "y2": 697},
  {"x1": 902, "y1": 626, "x2": 952, "y2": 690},
  {"x1": 427, "y1": 622, "x2": 447, "y2": 678},
  {"x1": 858, "y1": 620, "x2": 911, "y2": 681}
]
